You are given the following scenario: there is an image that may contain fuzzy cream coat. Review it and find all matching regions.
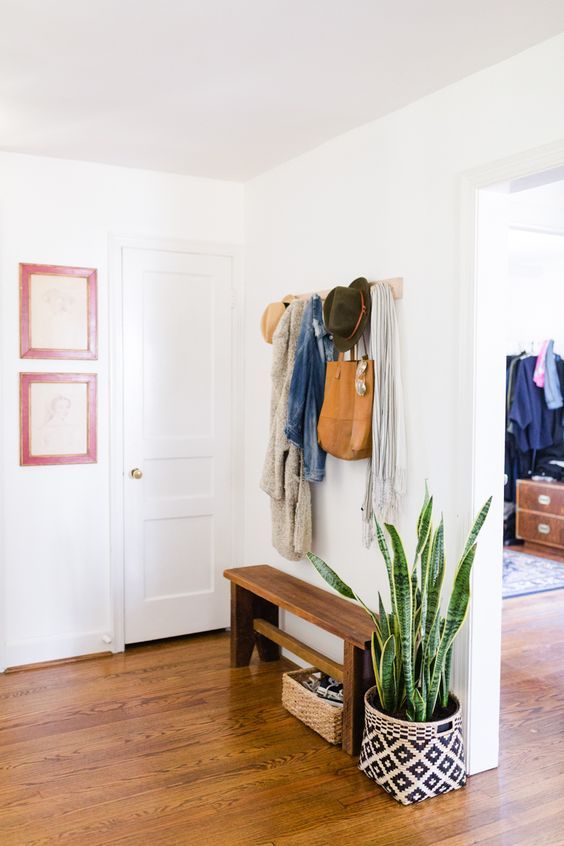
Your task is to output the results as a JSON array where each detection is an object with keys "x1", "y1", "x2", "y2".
[{"x1": 260, "y1": 300, "x2": 311, "y2": 561}]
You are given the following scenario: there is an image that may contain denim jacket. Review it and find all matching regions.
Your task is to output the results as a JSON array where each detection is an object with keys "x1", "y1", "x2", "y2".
[{"x1": 285, "y1": 294, "x2": 336, "y2": 481}]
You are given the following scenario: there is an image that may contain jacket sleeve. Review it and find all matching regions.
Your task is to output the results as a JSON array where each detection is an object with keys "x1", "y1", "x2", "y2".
[
  {"x1": 284, "y1": 307, "x2": 311, "y2": 448},
  {"x1": 508, "y1": 363, "x2": 532, "y2": 452}
]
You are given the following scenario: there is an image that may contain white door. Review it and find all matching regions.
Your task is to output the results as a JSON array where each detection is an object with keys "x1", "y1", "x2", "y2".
[{"x1": 123, "y1": 247, "x2": 234, "y2": 643}]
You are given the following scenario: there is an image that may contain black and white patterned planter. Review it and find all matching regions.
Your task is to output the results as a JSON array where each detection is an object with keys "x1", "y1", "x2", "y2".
[{"x1": 358, "y1": 687, "x2": 466, "y2": 805}]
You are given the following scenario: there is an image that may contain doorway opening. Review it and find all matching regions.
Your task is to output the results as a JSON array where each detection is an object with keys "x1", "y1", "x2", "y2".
[{"x1": 467, "y1": 161, "x2": 564, "y2": 777}]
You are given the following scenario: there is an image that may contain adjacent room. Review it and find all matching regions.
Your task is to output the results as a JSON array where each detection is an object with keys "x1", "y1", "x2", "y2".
[{"x1": 1, "y1": 2, "x2": 564, "y2": 844}]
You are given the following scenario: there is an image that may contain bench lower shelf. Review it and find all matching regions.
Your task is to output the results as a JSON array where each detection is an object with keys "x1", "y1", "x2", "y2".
[{"x1": 253, "y1": 618, "x2": 344, "y2": 681}]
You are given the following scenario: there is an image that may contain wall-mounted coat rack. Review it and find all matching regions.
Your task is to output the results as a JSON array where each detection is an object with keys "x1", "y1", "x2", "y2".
[
  {"x1": 294, "y1": 277, "x2": 403, "y2": 301},
  {"x1": 260, "y1": 277, "x2": 404, "y2": 344}
]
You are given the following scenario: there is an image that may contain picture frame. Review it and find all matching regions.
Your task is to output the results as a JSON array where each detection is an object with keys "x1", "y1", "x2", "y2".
[
  {"x1": 20, "y1": 263, "x2": 98, "y2": 359},
  {"x1": 20, "y1": 373, "x2": 97, "y2": 466}
]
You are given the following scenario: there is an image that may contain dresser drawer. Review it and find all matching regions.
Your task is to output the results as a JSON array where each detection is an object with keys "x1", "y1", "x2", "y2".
[
  {"x1": 516, "y1": 510, "x2": 564, "y2": 548},
  {"x1": 517, "y1": 482, "x2": 564, "y2": 517}
]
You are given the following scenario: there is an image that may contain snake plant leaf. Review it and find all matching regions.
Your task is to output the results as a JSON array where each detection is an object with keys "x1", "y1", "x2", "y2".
[
  {"x1": 396, "y1": 661, "x2": 405, "y2": 701},
  {"x1": 413, "y1": 597, "x2": 422, "y2": 654},
  {"x1": 378, "y1": 593, "x2": 390, "y2": 641},
  {"x1": 419, "y1": 532, "x2": 432, "y2": 640},
  {"x1": 462, "y1": 497, "x2": 492, "y2": 558},
  {"x1": 427, "y1": 542, "x2": 478, "y2": 717},
  {"x1": 372, "y1": 628, "x2": 382, "y2": 666},
  {"x1": 372, "y1": 616, "x2": 385, "y2": 655},
  {"x1": 354, "y1": 593, "x2": 379, "y2": 627},
  {"x1": 371, "y1": 631, "x2": 385, "y2": 707},
  {"x1": 424, "y1": 519, "x2": 445, "y2": 660},
  {"x1": 385, "y1": 523, "x2": 414, "y2": 712},
  {"x1": 415, "y1": 494, "x2": 434, "y2": 561},
  {"x1": 392, "y1": 662, "x2": 400, "y2": 714},
  {"x1": 306, "y1": 552, "x2": 356, "y2": 599},
  {"x1": 416, "y1": 481, "x2": 431, "y2": 538},
  {"x1": 380, "y1": 634, "x2": 397, "y2": 713},
  {"x1": 422, "y1": 659, "x2": 429, "y2": 709},
  {"x1": 412, "y1": 688, "x2": 426, "y2": 722},
  {"x1": 307, "y1": 552, "x2": 378, "y2": 625},
  {"x1": 374, "y1": 518, "x2": 394, "y2": 587},
  {"x1": 440, "y1": 644, "x2": 454, "y2": 709},
  {"x1": 411, "y1": 569, "x2": 419, "y2": 611},
  {"x1": 414, "y1": 641, "x2": 423, "y2": 687}
]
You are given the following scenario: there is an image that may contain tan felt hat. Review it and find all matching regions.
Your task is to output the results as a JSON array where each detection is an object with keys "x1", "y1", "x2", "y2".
[{"x1": 260, "y1": 294, "x2": 296, "y2": 343}]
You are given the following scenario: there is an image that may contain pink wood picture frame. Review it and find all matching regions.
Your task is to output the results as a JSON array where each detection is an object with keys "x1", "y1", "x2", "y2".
[
  {"x1": 20, "y1": 263, "x2": 98, "y2": 359},
  {"x1": 20, "y1": 373, "x2": 97, "y2": 466}
]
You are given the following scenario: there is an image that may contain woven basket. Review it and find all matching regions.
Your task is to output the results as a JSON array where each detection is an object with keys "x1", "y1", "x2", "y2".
[
  {"x1": 359, "y1": 686, "x2": 466, "y2": 805},
  {"x1": 282, "y1": 668, "x2": 343, "y2": 745}
]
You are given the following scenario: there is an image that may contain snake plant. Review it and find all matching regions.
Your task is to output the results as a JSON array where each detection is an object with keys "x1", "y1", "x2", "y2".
[{"x1": 307, "y1": 486, "x2": 491, "y2": 722}]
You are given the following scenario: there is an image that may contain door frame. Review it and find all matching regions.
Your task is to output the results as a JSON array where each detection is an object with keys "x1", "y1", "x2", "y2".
[
  {"x1": 108, "y1": 235, "x2": 244, "y2": 653},
  {"x1": 455, "y1": 139, "x2": 564, "y2": 774}
]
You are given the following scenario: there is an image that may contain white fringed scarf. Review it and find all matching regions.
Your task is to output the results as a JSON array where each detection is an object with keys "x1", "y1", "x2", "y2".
[{"x1": 362, "y1": 282, "x2": 407, "y2": 544}]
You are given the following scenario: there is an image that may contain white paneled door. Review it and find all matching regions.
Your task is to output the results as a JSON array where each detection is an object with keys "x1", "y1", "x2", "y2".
[{"x1": 123, "y1": 248, "x2": 234, "y2": 643}]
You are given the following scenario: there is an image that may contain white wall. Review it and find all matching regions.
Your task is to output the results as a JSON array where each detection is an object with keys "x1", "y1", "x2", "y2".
[
  {"x1": 244, "y1": 34, "x2": 564, "y2": 711},
  {"x1": 506, "y1": 178, "x2": 564, "y2": 354},
  {"x1": 506, "y1": 228, "x2": 564, "y2": 354},
  {"x1": 509, "y1": 175, "x2": 564, "y2": 231},
  {"x1": 0, "y1": 152, "x2": 244, "y2": 668}
]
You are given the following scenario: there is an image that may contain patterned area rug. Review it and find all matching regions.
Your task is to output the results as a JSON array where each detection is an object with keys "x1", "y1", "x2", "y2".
[{"x1": 503, "y1": 549, "x2": 564, "y2": 599}]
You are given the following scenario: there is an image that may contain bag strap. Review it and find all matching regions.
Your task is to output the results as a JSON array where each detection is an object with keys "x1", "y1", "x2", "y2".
[{"x1": 343, "y1": 334, "x2": 369, "y2": 363}]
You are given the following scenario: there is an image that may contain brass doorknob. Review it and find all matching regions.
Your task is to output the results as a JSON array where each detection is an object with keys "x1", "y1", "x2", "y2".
[{"x1": 131, "y1": 468, "x2": 143, "y2": 480}]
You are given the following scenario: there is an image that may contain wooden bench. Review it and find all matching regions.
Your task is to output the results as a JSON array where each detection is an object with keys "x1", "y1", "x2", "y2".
[{"x1": 223, "y1": 564, "x2": 376, "y2": 755}]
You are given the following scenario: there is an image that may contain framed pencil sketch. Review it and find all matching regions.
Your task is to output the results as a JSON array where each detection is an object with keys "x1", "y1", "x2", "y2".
[
  {"x1": 20, "y1": 373, "x2": 97, "y2": 466},
  {"x1": 20, "y1": 263, "x2": 98, "y2": 359}
]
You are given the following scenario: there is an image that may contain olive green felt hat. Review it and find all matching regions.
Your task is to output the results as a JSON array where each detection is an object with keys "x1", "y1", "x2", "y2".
[{"x1": 323, "y1": 277, "x2": 371, "y2": 352}]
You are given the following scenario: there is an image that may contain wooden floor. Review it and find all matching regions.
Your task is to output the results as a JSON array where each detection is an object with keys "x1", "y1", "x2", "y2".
[{"x1": 1, "y1": 592, "x2": 564, "y2": 846}]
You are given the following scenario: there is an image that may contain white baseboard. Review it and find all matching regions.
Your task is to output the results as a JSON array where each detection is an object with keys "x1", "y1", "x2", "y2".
[{"x1": 4, "y1": 630, "x2": 119, "y2": 669}]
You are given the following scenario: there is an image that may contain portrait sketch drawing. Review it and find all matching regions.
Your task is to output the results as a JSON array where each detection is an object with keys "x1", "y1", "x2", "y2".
[{"x1": 20, "y1": 373, "x2": 97, "y2": 466}]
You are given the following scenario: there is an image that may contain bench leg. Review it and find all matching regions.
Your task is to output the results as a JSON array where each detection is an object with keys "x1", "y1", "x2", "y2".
[
  {"x1": 230, "y1": 583, "x2": 281, "y2": 666},
  {"x1": 230, "y1": 583, "x2": 256, "y2": 666},
  {"x1": 342, "y1": 642, "x2": 374, "y2": 756}
]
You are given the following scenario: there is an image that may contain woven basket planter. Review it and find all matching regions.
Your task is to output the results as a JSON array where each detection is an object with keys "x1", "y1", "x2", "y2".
[
  {"x1": 359, "y1": 686, "x2": 466, "y2": 805},
  {"x1": 282, "y1": 668, "x2": 343, "y2": 745}
]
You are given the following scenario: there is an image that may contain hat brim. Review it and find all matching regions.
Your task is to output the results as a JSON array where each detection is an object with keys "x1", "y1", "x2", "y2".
[
  {"x1": 325, "y1": 277, "x2": 371, "y2": 352},
  {"x1": 261, "y1": 301, "x2": 286, "y2": 343}
]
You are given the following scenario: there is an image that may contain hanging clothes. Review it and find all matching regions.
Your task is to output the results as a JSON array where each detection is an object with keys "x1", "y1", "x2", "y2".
[
  {"x1": 285, "y1": 294, "x2": 336, "y2": 483},
  {"x1": 362, "y1": 282, "x2": 406, "y2": 544},
  {"x1": 505, "y1": 350, "x2": 564, "y2": 508},
  {"x1": 509, "y1": 355, "x2": 560, "y2": 454},
  {"x1": 261, "y1": 299, "x2": 312, "y2": 561}
]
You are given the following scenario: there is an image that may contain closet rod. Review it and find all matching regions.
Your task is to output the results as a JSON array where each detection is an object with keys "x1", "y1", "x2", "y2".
[{"x1": 295, "y1": 276, "x2": 403, "y2": 301}]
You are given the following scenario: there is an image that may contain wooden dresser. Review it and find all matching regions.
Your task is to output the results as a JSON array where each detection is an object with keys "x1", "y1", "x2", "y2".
[{"x1": 516, "y1": 479, "x2": 564, "y2": 552}]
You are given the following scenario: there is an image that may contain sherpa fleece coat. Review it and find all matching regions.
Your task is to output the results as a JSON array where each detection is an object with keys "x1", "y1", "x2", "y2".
[{"x1": 260, "y1": 299, "x2": 312, "y2": 561}]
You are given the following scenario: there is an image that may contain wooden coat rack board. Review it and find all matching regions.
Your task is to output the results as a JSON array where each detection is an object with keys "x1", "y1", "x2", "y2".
[{"x1": 295, "y1": 277, "x2": 403, "y2": 301}]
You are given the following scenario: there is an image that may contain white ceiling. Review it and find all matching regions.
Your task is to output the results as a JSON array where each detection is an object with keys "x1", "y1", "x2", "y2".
[{"x1": 1, "y1": 1, "x2": 564, "y2": 181}]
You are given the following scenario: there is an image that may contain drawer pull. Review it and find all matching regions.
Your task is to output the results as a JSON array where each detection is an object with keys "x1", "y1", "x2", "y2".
[
  {"x1": 538, "y1": 523, "x2": 551, "y2": 535},
  {"x1": 538, "y1": 494, "x2": 551, "y2": 506}
]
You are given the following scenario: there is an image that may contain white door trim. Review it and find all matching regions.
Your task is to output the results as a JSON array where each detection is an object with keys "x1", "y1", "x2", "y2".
[
  {"x1": 455, "y1": 139, "x2": 564, "y2": 774},
  {"x1": 108, "y1": 235, "x2": 244, "y2": 653}
]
